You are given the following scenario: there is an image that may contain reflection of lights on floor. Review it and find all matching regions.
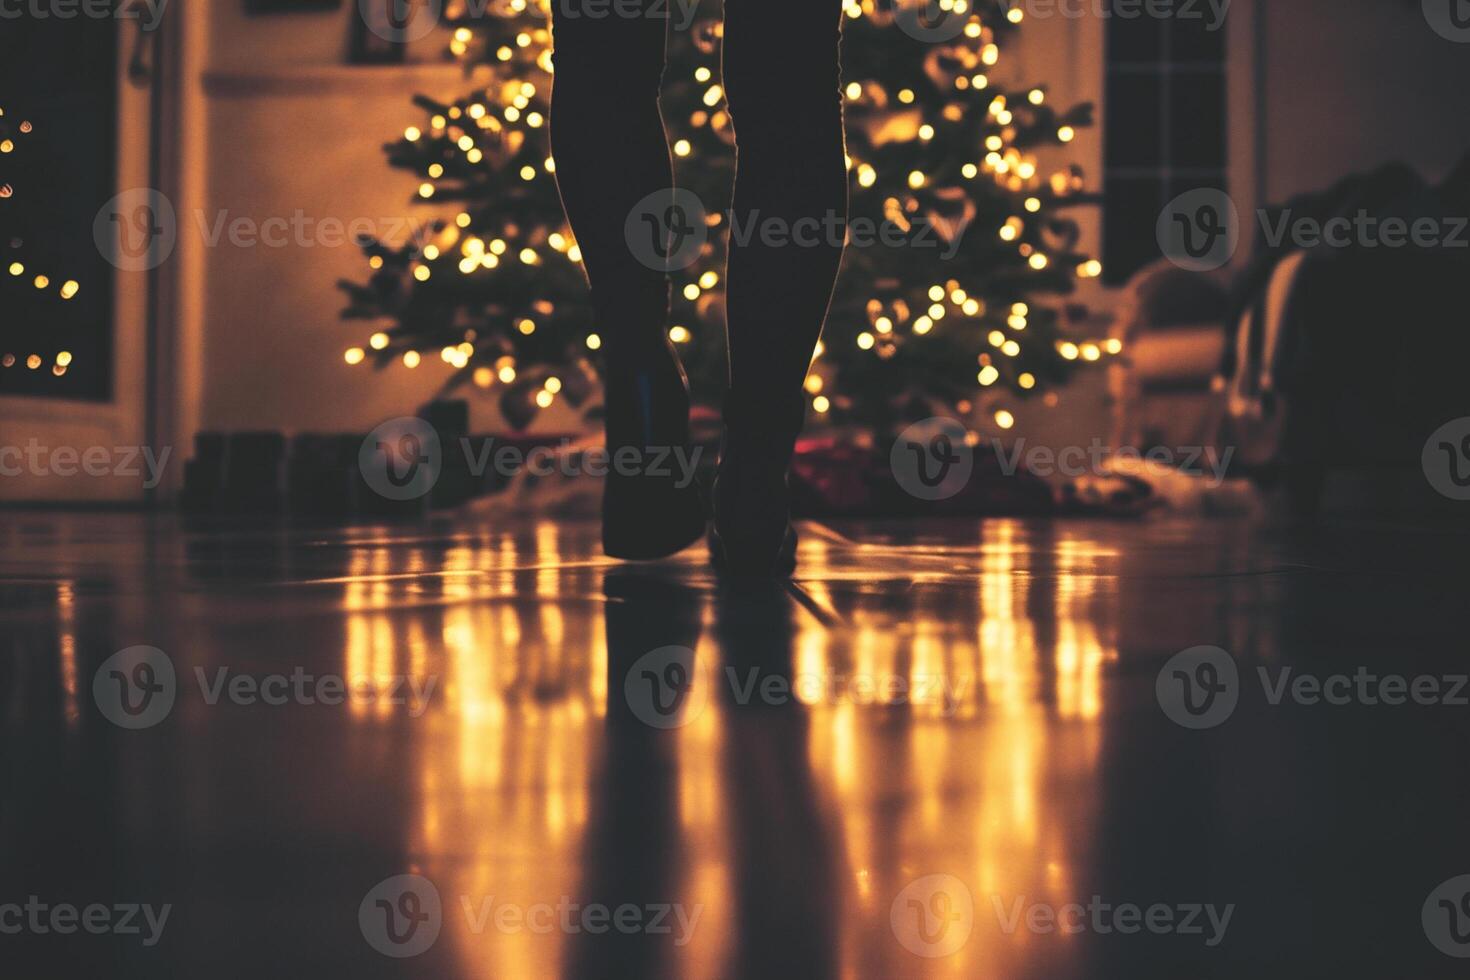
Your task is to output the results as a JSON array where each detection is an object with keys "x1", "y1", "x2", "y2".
[{"x1": 27, "y1": 515, "x2": 1131, "y2": 980}]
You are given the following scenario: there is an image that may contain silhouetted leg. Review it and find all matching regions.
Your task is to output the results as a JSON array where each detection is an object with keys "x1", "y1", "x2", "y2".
[
  {"x1": 551, "y1": 4, "x2": 707, "y2": 560},
  {"x1": 550, "y1": 1, "x2": 673, "y2": 371},
  {"x1": 722, "y1": 0, "x2": 848, "y2": 447},
  {"x1": 711, "y1": 0, "x2": 848, "y2": 575}
]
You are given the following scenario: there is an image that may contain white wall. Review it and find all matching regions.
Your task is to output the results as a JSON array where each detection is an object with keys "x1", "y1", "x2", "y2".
[
  {"x1": 183, "y1": 5, "x2": 564, "y2": 438},
  {"x1": 197, "y1": 66, "x2": 463, "y2": 434}
]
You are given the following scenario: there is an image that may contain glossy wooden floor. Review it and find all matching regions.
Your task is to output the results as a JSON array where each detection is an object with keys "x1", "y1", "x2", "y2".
[{"x1": 3, "y1": 513, "x2": 1468, "y2": 978}]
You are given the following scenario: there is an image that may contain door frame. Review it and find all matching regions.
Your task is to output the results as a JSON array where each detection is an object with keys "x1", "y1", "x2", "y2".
[{"x1": 0, "y1": 6, "x2": 193, "y2": 504}]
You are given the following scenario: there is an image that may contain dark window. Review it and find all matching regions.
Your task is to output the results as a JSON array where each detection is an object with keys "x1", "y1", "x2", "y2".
[
  {"x1": 0, "y1": 18, "x2": 118, "y2": 400},
  {"x1": 1103, "y1": 11, "x2": 1227, "y2": 285}
]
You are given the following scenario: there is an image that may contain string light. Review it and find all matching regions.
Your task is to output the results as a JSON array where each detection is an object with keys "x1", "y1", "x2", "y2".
[{"x1": 335, "y1": 0, "x2": 1097, "y2": 422}]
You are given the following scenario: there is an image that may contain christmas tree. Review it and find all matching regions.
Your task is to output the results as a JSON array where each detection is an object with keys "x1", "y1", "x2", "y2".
[{"x1": 339, "y1": 0, "x2": 1113, "y2": 434}]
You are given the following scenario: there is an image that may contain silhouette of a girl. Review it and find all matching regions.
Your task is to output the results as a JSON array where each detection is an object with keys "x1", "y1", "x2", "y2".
[{"x1": 551, "y1": 0, "x2": 847, "y2": 576}]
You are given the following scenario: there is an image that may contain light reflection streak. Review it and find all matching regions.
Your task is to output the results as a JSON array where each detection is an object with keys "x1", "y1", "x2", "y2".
[{"x1": 323, "y1": 519, "x2": 1117, "y2": 979}]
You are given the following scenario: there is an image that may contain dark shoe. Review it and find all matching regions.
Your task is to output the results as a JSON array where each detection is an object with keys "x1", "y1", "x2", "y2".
[
  {"x1": 601, "y1": 341, "x2": 707, "y2": 561},
  {"x1": 708, "y1": 396, "x2": 805, "y2": 578},
  {"x1": 708, "y1": 519, "x2": 797, "y2": 578}
]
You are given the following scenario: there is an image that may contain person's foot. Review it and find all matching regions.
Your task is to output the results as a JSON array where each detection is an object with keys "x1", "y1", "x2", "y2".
[
  {"x1": 708, "y1": 396, "x2": 805, "y2": 577},
  {"x1": 601, "y1": 341, "x2": 707, "y2": 561}
]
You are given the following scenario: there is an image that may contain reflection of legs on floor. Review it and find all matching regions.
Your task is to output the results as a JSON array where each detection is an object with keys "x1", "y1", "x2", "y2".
[
  {"x1": 565, "y1": 570, "x2": 705, "y2": 980},
  {"x1": 715, "y1": 582, "x2": 842, "y2": 979}
]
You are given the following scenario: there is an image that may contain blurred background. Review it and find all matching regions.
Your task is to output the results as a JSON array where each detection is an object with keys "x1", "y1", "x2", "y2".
[{"x1": 1, "y1": 0, "x2": 1468, "y2": 517}]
